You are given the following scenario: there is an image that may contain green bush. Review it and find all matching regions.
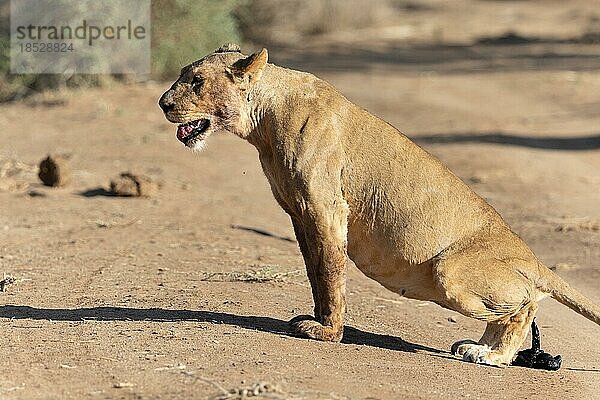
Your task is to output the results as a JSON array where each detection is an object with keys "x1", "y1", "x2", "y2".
[{"x1": 152, "y1": 0, "x2": 244, "y2": 79}]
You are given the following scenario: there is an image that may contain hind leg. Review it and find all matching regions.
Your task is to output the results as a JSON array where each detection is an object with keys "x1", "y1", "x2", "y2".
[
  {"x1": 434, "y1": 254, "x2": 539, "y2": 366},
  {"x1": 453, "y1": 302, "x2": 537, "y2": 366}
]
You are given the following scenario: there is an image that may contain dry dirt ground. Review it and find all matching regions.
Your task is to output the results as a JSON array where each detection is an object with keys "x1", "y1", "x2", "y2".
[{"x1": 1, "y1": 1, "x2": 600, "y2": 399}]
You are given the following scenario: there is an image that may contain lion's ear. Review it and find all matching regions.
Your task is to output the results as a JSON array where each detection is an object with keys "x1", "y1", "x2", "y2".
[{"x1": 227, "y1": 48, "x2": 268, "y2": 87}]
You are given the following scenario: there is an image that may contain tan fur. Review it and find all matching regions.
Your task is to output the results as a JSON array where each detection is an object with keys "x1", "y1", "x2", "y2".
[{"x1": 159, "y1": 44, "x2": 600, "y2": 367}]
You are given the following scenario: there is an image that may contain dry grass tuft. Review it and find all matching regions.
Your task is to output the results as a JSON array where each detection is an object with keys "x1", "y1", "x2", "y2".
[
  {"x1": 554, "y1": 220, "x2": 600, "y2": 232},
  {"x1": 208, "y1": 381, "x2": 286, "y2": 400},
  {"x1": 0, "y1": 156, "x2": 37, "y2": 192},
  {"x1": 0, "y1": 158, "x2": 37, "y2": 179},
  {"x1": 200, "y1": 266, "x2": 302, "y2": 283}
]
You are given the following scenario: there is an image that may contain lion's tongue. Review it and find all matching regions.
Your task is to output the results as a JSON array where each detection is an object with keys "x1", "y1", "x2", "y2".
[{"x1": 177, "y1": 124, "x2": 194, "y2": 141}]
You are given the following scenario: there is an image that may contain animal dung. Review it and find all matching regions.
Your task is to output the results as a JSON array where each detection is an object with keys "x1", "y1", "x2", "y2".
[
  {"x1": 110, "y1": 172, "x2": 158, "y2": 198},
  {"x1": 38, "y1": 154, "x2": 70, "y2": 187}
]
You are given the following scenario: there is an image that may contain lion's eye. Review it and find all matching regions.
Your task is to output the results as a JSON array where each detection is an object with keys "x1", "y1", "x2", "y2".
[{"x1": 190, "y1": 76, "x2": 204, "y2": 92}]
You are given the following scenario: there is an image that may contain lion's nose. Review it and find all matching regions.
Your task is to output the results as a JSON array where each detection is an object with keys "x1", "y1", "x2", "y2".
[{"x1": 158, "y1": 92, "x2": 175, "y2": 113}]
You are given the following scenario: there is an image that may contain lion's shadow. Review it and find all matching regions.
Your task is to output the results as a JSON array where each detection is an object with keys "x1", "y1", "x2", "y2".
[{"x1": 0, "y1": 305, "x2": 444, "y2": 355}]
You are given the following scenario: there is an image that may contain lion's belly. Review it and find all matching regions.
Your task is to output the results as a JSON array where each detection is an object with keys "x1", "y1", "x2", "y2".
[{"x1": 347, "y1": 222, "x2": 440, "y2": 302}]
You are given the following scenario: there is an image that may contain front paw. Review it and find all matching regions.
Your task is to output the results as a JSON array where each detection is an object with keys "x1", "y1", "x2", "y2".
[{"x1": 289, "y1": 315, "x2": 343, "y2": 342}]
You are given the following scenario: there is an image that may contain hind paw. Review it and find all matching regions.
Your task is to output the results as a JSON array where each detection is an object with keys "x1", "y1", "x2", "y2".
[{"x1": 451, "y1": 340, "x2": 496, "y2": 366}]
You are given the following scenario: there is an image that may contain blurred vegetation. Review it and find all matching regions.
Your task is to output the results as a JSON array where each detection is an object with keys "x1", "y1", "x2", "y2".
[
  {"x1": 0, "y1": 0, "x2": 244, "y2": 102},
  {"x1": 151, "y1": 0, "x2": 243, "y2": 78},
  {"x1": 0, "y1": 0, "x2": 405, "y2": 101},
  {"x1": 235, "y1": 0, "x2": 398, "y2": 45}
]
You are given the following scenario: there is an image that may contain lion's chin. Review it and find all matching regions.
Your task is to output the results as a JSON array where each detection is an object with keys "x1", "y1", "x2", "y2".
[{"x1": 187, "y1": 136, "x2": 209, "y2": 153}]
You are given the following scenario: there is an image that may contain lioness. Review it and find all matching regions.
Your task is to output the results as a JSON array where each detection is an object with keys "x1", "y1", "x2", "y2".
[{"x1": 159, "y1": 43, "x2": 600, "y2": 368}]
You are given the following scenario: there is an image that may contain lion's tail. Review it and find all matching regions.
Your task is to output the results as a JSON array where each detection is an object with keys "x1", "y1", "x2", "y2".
[{"x1": 539, "y1": 265, "x2": 600, "y2": 326}]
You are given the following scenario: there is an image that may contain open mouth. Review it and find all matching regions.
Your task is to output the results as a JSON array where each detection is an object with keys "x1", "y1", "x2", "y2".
[{"x1": 176, "y1": 119, "x2": 210, "y2": 145}]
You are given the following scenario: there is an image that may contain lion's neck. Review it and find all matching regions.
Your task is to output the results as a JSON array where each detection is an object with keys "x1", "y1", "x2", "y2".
[{"x1": 243, "y1": 64, "x2": 309, "y2": 149}]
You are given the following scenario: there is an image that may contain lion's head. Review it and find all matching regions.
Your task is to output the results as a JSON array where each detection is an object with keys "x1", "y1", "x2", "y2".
[{"x1": 158, "y1": 43, "x2": 268, "y2": 151}]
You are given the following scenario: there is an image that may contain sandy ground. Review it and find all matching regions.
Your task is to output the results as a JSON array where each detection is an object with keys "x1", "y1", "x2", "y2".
[{"x1": 1, "y1": 1, "x2": 600, "y2": 399}]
